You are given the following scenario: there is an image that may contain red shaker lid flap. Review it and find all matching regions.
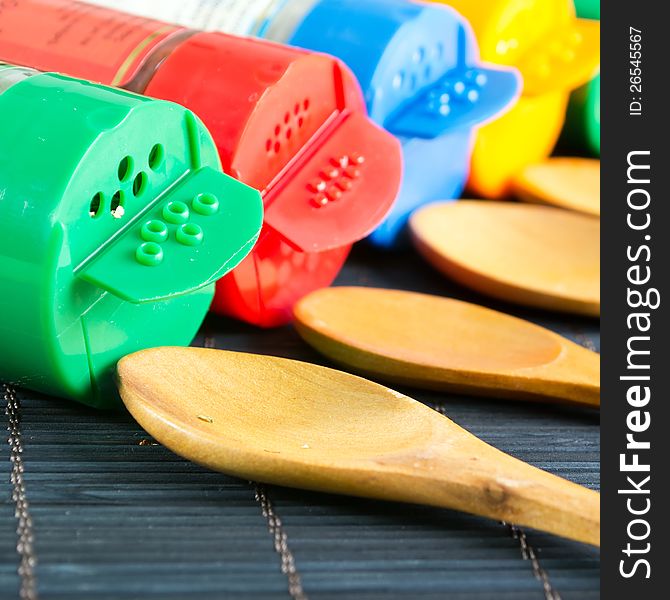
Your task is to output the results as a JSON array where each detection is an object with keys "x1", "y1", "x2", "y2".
[{"x1": 263, "y1": 111, "x2": 401, "y2": 253}]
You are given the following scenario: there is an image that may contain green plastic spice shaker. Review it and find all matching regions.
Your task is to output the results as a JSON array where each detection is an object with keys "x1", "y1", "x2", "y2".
[
  {"x1": 573, "y1": 0, "x2": 600, "y2": 20},
  {"x1": 0, "y1": 64, "x2": 263, "y2": 407},
  {"x1": 563, "y1": 1, "x2": 600, "y2": 155}
]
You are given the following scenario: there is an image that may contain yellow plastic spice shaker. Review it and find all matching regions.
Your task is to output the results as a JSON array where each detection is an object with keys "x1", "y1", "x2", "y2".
[{"x1": 433, "y1": 0, "x2": 600, "y2": 197}]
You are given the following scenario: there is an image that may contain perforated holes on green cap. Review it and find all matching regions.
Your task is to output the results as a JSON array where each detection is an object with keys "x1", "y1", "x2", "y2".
[
  {"x1": 148, "y1": 144, "x2": 165, "y2": 171},
  {"x1": 136, "y1": 242, "x2": 164, "y2": 267},
  {"x1": 176, "y1": 223, "x2": 204, "y2": 247},
  {"x1": 192, "y1": 193, "x2": 220, "y2": 216},
  {"x1": 141, "y1": 220, "x2": 168, "y2": 243},
  {"x1": 118, "y1": 156, "x2": 133, "y2": 183},
  {"x1": 163, "y1": 200, "x2": 190, "y2": 224},
  {"x1": 133, "y1": 172, "x2": 148, "y2": 197},
  {"x1": 110, "y1": 191, "x2": 126, "y2": 219},
  {"x1": 89, "y1": 192, "x2": 104, "y2": 219}
]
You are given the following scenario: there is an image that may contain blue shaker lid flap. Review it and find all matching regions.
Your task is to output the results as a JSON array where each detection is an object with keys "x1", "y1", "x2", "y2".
[{"x1": 385, "y1": 65, "x2": 520, "y2": 140}]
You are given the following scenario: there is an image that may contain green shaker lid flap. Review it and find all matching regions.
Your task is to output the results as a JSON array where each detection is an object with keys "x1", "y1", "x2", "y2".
[{"x1": 78, "y1": 166, "x2": 263, "y2": 303}]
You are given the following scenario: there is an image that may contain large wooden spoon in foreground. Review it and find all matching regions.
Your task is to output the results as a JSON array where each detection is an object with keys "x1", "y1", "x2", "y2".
[
  {"x1": 410, "y1": 201, "x2": 600, "y2": 316},
  {"x1": 118, "y1": 348, "x2": 599, "y2": 546},
  {"x1": 294, "y1": 288, "x2": 599, "y2": 407}
]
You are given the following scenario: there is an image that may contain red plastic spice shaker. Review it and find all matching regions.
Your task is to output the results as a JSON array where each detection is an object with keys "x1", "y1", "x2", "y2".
[{"x1": 0, "y1": 0, "x2": 401, "y2": 327}]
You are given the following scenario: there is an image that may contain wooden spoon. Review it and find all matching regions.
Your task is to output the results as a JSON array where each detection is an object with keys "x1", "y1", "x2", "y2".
[
  {"x1": 294, "y1": 287, "x2": 599, "y2": 407},
  {"x1": 513, "y1": 157, "x2": 600, "y2": 217},
  {"x1": 410, "y1": 201, "x2": 600, "y2": 316},
  {"x1": 117, "y1": 347, "x2": 600, "y2": 547}
]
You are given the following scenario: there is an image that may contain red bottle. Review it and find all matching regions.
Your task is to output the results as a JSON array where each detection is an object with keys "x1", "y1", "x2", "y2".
[{"x1": 0, "y1": 0, "x2": 401, "y2": 326}]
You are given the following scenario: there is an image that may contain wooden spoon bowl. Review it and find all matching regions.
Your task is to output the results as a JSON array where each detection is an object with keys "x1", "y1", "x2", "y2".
[
  {"x1": 410, "y1": 201, "x2": 600, "y2": 316},
  {"x1": 513, "y1": 157, "x2": 600, "y2": 216},
  {"x1": 294, "y1": 287, "x2": 599, "y2": 407},
  {"x1": 118, "y1": 347, "x2": 600, "y2": 547}
]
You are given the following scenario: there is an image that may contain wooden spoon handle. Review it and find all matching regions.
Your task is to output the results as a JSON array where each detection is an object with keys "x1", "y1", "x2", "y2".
[
  {"x1": 374, "y1": 440, "x2": 600, "y2": 546},
  {"x1": 522, "y1": 342, "x2": 600, "y2": 407},
  {"x1": 447, "y1": 455, "x2": 600, "y2": 547}
]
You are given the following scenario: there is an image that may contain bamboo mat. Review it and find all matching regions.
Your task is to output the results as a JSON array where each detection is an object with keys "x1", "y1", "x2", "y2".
[{"x1": 1, "y1": 245, "x2": 600, "y2": 600}]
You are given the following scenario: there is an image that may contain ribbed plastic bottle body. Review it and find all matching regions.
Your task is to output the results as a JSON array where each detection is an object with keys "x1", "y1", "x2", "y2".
[
  {"x1": 0, "y1": 0, "x2": 184, "y2": 86},
  {"x1": 83, "y1": 0, "x2": 293, "y2": 36}
]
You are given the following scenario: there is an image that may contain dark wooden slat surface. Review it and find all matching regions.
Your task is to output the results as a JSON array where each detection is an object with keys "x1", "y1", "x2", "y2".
[{"x1": 1, "y1": 245, "x2": 600, "y2": 599}]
